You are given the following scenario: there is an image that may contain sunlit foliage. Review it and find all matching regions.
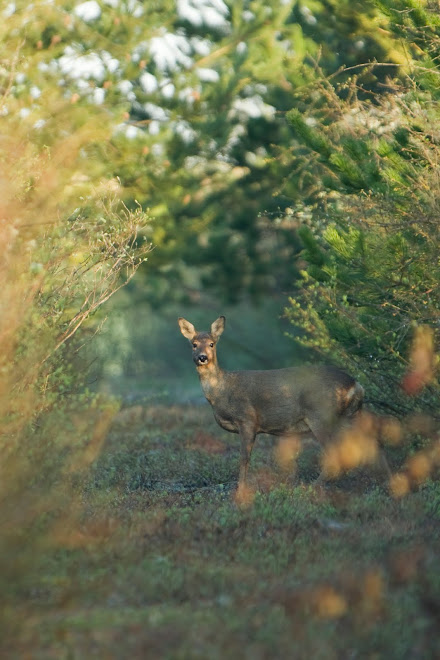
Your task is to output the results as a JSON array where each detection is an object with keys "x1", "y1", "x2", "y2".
[{"x1": 0, "y1": 12, "x2": 150, "y2": 643}]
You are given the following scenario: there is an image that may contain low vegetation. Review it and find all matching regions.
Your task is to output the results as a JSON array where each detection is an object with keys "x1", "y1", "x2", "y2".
[{"x1": 4, "y1": 403, "x2": 440, "y2": 658}]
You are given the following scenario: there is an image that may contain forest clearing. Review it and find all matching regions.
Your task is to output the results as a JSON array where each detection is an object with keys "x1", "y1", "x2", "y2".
[
  {"x1": 6, "y1": 403, "x2": 440, "y2": 658},
  {"x1": 2, "y1": 1, "x2": 440, "y2": 657}
]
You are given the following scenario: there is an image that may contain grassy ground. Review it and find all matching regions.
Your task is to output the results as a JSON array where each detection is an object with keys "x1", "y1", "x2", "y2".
[{"x1": 7, "y1": 404, "x2": 440, "y2": 659}]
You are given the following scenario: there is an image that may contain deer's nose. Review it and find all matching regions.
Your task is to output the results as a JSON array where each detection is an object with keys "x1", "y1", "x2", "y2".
[{"x1": 198, "y1": 354, "x2": 208, "y2": 363}]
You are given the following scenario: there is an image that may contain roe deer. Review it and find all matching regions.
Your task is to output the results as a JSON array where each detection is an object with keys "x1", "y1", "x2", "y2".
[{"x1": 178, "y1": 316, "x2": 364, "y2": 487}]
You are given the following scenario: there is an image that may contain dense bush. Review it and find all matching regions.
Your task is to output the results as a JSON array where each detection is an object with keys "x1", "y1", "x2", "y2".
[
  {"x1": 0, "y1": 28, "x2": 151, "y2": 637},
  {"x1": 285, "y1": 75, "x2": 439, "y2": 418}
]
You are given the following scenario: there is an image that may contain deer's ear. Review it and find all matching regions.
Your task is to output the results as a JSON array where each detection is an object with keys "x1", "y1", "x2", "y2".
[
  {"x1": 211, "y1": 316, "x2": 225, "y2": 340},
  {"x1": 178, "y1": 317, "x2": 196, "y2": 340}
]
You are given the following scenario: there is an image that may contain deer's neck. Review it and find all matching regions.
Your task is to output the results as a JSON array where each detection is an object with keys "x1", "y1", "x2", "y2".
[{"x1": 197, "y1": 361, "x2": 227, "y2": 404}]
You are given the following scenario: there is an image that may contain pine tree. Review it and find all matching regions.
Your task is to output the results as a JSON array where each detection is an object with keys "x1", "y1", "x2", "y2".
[
  {"x1": 9, "y1": 0, "x2": 407, "y2": 303},
  {"x1": 283, "y1": 9, "x2": 440, "y2": 417}
]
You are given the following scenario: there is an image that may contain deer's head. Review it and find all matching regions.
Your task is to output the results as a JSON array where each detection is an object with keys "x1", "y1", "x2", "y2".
[{"x1": 178, "y1": 316, "x2": 225, "y2": 368}]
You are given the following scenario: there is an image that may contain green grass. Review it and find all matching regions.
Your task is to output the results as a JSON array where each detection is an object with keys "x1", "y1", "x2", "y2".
[{"x1": 6, "y1": 404, "x2": 440, "y2": 659}]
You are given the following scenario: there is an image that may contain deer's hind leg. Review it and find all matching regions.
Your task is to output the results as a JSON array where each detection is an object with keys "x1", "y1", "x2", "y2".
[
  {"x1": 303, "y1": 415, "x2": 334, "y2": 485},
  {"x1": 304, "y1": 415, "x2": 332, "y2": 447}
]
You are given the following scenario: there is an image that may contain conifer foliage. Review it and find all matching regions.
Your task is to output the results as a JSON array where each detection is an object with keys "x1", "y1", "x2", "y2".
[
  {"x1": 8, "y1": 0, "x2": 406, "y2": 302},
  {"x1": 285, "y1": 7, "x2": 440, "y2": 415}
]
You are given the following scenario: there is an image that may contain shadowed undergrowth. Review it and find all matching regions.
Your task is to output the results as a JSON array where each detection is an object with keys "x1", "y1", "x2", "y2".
[{"x1": 6, "y1": 404, "x2": 440, "y2": 659}]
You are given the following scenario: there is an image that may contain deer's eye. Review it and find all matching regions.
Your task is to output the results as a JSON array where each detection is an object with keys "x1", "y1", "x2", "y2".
[
  {"x1": 192, "y1": 343, "x2": 197, "y2": 349},
  {"x1": 209, "y1": 343, "x2": 214, "y2": 348}
]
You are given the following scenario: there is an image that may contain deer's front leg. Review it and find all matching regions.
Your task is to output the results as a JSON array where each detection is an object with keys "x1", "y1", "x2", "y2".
[{"x1": 238, "y1": 425, "x2": 256, "y2": 487}]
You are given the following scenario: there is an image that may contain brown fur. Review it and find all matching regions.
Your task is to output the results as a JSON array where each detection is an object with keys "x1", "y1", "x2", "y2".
[{"x1": 178, "y1": 316, "x2": 364, "y2": 487}]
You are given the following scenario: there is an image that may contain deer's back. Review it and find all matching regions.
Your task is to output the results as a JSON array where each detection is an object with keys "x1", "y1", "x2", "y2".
[{"x1": 207, "y1": 365, "x2": 362, "y2": 436}]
